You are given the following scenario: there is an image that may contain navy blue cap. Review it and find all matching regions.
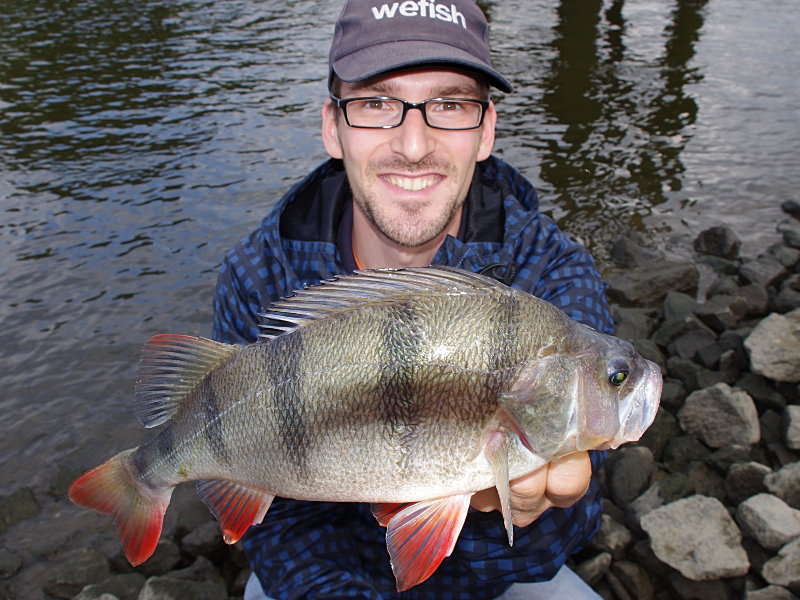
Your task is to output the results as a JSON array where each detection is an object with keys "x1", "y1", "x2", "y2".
[{"x1": 328, "y1": 0, "x2": 513, "y2": 93}]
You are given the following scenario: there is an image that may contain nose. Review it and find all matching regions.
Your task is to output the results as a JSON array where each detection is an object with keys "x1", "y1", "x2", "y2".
[{"x1": 390, "y1": 106, "x2": 436, "y2": 163}]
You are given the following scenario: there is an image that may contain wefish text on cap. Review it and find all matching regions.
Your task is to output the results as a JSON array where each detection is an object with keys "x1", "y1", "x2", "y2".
[{"x1": 328, "y1": 0, "x2": 513, "y2": 93}]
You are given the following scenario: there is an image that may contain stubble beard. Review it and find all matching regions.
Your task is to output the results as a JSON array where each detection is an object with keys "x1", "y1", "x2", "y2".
[{"x1": 354, "y1": 157, "x2": 463, "y2": 248}]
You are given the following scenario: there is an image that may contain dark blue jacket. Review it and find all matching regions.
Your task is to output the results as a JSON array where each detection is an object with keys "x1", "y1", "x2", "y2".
[{"x1": 212, "y1": 156, "x2": 613, "y2": 599}]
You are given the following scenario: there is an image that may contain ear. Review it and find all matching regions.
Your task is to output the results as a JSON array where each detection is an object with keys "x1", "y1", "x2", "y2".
[
  {"x1": 321, "y1": 99, "x2": 344, "y2": 159},
  {"x1": 476, "y1": 101, "x2": 497, "y2": 161}
]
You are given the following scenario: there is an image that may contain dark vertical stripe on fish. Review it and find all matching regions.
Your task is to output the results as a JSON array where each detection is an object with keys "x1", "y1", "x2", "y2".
[
  {"x1": 270, "y1": 332, "x2": 309, "y2": 474},
  {"x1": 201, "y1": 377, "x2": 229, "y2": 464},
  {"x1": 131, "y1": 422, "x2": 176, "y2": 485},
  {"x1": 379, "y1": 300, "x2": 423, "y2": 468}
]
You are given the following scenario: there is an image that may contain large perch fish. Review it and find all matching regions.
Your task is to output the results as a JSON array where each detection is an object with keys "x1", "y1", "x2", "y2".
[{"x1": 69, "y1": 267, "x2": 661, "y2": 591}]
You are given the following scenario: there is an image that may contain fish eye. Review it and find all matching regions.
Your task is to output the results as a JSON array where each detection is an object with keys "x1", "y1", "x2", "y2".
[{"x1": 607, "y1": 357, "x2": 630, "y2": 387}]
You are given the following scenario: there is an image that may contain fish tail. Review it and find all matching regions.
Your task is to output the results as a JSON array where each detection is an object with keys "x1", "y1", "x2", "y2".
[{"x1": 68, "y1": 449, "x2": 172, "y2": 566}]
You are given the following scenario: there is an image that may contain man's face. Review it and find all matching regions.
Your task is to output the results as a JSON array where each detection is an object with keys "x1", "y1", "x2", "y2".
[{"x1": 322, "y1": 69, "x2": 497, "y2": 248}]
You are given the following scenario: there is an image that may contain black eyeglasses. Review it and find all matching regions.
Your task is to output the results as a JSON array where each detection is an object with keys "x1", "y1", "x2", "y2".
[{"x1": 330, "y1": 95, "x2": 490, "y2": 130}]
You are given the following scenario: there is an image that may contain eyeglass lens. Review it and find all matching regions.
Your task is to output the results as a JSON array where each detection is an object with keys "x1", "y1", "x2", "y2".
[{"x1": 343, "y1": 98, "x2": 484, "y2": 129}]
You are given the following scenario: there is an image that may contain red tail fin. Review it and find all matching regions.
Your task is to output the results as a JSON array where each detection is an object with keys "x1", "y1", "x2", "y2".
[{"x1": 68, "y1": 449, "x2": 172, "y2": 566}]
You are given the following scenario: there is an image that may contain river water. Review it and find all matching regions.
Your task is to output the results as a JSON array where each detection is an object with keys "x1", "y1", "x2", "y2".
[{"x1": 1, "y1": 0, "x2": 798, "y2": 495}]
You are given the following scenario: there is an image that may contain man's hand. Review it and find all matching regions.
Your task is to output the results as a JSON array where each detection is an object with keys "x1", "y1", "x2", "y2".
[{"x1": 470, "y1": 451, "x2": 592, "y2": 527}]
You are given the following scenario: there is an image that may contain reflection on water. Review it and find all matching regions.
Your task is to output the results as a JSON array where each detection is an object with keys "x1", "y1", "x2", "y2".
[{"x1": 1, "y1": 0, "x2": 799, "y2": 492}]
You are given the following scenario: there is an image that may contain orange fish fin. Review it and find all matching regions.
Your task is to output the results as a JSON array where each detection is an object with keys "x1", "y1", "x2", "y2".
[
  {"x1": 68, "y1": 449, "x2": 172, "y2": 566},
  {"x1": 382, "y1": 494, "x2": 471, "y2": 592},
  {"x1": 135, "y1": 334, "x2": 238, "y2": 428},
  {"x1": 370, "y1": 502, "x2": 413, "y2": 527},
  {"x1": 196, "y1": 479, "x2": 274, "y2": 544},
  {"x1": 485, "y1": 430, "x2": 514, "y2": 546}
]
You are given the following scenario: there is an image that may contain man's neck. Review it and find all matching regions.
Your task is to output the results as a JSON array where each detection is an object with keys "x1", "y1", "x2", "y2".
[{"x1": 351, "y1": 204, "x2": 462, "y2": 269}]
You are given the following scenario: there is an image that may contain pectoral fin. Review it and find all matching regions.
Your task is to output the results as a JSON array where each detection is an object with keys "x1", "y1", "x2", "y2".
[
  {"x1": 372, "y1": 494, "x2": 471, "y2": 592},
  {"x1": 485, "y1": 431, "x2": 514, "y2": 546}
]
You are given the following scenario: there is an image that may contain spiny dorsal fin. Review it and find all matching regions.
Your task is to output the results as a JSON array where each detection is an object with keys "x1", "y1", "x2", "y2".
[
  {"x1": 134, "y1": 334, "x2": 238, "y2": 428},
  {"x1": 258, "y1": 266, "x2": 509, "y2": 339}
]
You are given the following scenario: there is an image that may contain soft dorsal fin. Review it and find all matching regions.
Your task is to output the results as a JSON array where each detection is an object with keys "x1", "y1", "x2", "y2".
[
  {"x1": 134, "y1": 334, "x2": 238, "y2": 428},
  {"x1": 258, "y1": 266, "x2": 508, "y2": 339}
]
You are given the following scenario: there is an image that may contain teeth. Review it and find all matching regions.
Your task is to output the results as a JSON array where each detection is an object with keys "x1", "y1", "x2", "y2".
[{"x1": 386, "y1": 175, "x2": 437, "y2": 191}]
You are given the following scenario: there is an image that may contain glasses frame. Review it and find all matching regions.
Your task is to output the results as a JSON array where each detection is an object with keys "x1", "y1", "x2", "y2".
[{"x1": 329, "y1": 95, "x2": 490, "y2": 130}]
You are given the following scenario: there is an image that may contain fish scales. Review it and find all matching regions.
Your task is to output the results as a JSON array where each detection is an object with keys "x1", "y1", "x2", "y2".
[{"x1": 68, "y1": 266, "x2": 662, "y2": 589}]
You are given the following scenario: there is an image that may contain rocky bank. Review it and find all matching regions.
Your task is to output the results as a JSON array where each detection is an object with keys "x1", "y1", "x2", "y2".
[{"x1": 1, "y1": 202, "x2": 800, "y2": 600}]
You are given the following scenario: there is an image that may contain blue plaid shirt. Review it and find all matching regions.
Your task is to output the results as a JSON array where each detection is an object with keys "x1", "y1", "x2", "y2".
[{"x1": 212, "y1": 156, "x2": 613, "y2": 599}]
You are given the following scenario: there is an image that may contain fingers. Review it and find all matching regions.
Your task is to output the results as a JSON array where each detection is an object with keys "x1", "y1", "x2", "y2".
[
  {"x1": 469, "y1": 451, "x2": 593, "y2": 528},
  {"x1": 545, "y1": 451, "x2": 592, "y2": 508}
]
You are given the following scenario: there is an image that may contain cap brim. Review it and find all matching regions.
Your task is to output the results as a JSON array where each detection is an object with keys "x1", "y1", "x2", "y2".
[{"x1": 331, "y1": 40, "x2": 513, "y2": 93}]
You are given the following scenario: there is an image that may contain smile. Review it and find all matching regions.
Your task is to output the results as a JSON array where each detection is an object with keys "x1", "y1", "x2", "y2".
[{"x1": 384, "y1": 174, "x2": 440, "y2": 192}]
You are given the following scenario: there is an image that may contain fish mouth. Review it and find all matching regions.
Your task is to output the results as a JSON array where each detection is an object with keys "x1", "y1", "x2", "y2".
[{"x1": 604, "y1": 359, "x2": 662, "y2": 449}]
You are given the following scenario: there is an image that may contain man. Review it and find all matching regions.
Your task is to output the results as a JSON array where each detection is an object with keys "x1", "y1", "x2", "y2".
[{"x1": 213, "y1": 1, "x2": 612, "y2": 598}]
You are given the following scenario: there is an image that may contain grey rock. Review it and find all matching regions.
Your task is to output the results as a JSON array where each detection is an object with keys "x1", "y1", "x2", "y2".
[
  {"x1": 678, "y1": 383, "x2": 760, "y2": 448},
  {"x1": 612, "y1": 560, "x2": 654, "y2": 600},
  {"x1": 739, "y1": 256, "x2": 787, "y2": 288},
  {"x1": 744, "y1": 309, "x2": 800, "y2": 383},
  {"x1": 726, "y1": 462, "x2": 772, "y2": 505},
  {"x1": 638, "y1": 408, "x2": 680, "y2": 461},
  {"x1": 762, "y1": 537, "x2": 800, "y2": 592},
  {"x1": 640, "y1": 495, "x2": 750, "y2": 580},
  {"x1": 687, "y1": 460, "x2": 726, "y2": 501},
  {"x1": 612, "y1": 305, "x2": 659, "y2": 340},
  {"x1": 72, "y1": 573, "x2": 146, "y2": 600},
  {"x1": 660, "y1": 378, "x2": 687, "y2": 412},
  {"x1": 765, "y1": 462, "x2": 800, "y2": 508},
  {"x1": 0, "y1": 487, "x2": 40, "y2": 533},
  {"x1": 738, "y1": 372, "x2": 787, "y2": 412},
  {"x1": 738, "y1": 283, "x2": 771, "y2": 317},
  {"x1": 668, "y1": 327, "x2": 718, "y2": 361},
  {"x1": 663, "y1": 435, "x2": 710, "y2": 471},
  {"x1": 746, "y1": 585, "x2": 800, "y2": 600},
  {"x1": 663, "y1": 290, "x2": 698, "y2": 322},
  {"x1": 605, "y1": 260, "x2": 699, "y2": 306},
  {"x1": 0, "y1": 547, "x2": 22, "y2": 579},
  {"x1": 607, "y1": 446, "x2": 655, "y2": 508},
  {"x1": 42, "y1": 548, "x2": 111, "y2": 599},
  {"x1": 627, "y1": 483, "x2": 666, "y2": 531},
  {"x1": 669, "y1": 573, "x2": 737, "y2": 600},
  {"x1": 136, "y1": 538, "x2": 181, "y2": 577},
  {"x1": 694, "y1": 226, "x2": 742, "y2": 260},
  {"x1": 180, "y1": 520, "x2": 225, "y2": 557},
  {"x1": 785, "y1": 406, "x2": 800, "y2": 450},
  {"x1": 575, "y1": 551, "x2": 612, "y2": 587},
  {"x1": 774, "y1": 287, "x2": 800, "y2": 313},
  {"x1": 706, "y1": 444, "x2": 755, "y2": 472},
  {"x1": 695, "y1": 294, "x2": 749, "y2": 332},
  {"x1": 735, "y1": 493, "x2": 800, "y2": 551},
  {"x1": 590, "y1": 514, "x2": 633, "y2": 559},
  {"x1": 137, "y1": 577, "x2": 227, "y2": 600},
  {"x1": 610, "y1": 234, "x2": 663, "y2": 268},
  {"x1": 783, "y1": 200, "x2": 800, "y2": 220}
]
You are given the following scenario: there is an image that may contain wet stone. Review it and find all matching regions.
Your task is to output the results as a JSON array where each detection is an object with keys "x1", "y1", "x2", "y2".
[
  {"x1": 735, "y1": 493, "x2": 800, "y2": 551},
  {"x1": 136, "y1": 538, "x2": 181, "y2": 577},
  {"x1": 638, "y1": 408, "x2": 680, "y2": 461},
  {"x1": 663, "y1": 435, "x2": 710, "y2": 471},
  {"x1": 761, "y1": 538, "x2": 800, "y2": 592},
  {"x1": 694, "y1": 226, "x2": 742, "y2": 260},
  {"x1": 782, "y1": 199, "x2": 800, "y2": 220},
  {"x1": 641, "y1": 495, "x2": 750, "y2": 581},
  {"x1": 72, "y1": 573, "x2": 146, "y2": 600},
  {"x1": 605, "y1": 260, "x2": 699, "y2": 306},
  {"x1": 607, "y1": 446, "x2": 655, "y2": 508},
  {"x1": 575, "y1": 551, "x2": 612, "y2": 587},
  {"x1": 180, "y1": 520, "x2": 226, "y2": 558},
  {"x1": 744, "y1": 309, "x2": 800, "y2": 383},
  {"x1": 138, "y1": 577, "x2": 227, "y2": 600},
  {"x1": 739, "y1": 256, "x2": 787, "y2": 288},
  {"x1": 669, "y1": 573, "x2": 737, "y2": 600},
  {"x1": 0, "y1": 487, "x2": 40, "y2": 533},
  {"x1": 746, "y1": 585, "x2": 800, "y2": 600},
  {"x1": 0, "y1": 547, "x2": 22, "y2": 578},
  {"x1": 678, "y1": 383, "x2": 760, "y2": 448},
  {"x1": 42, "y1": 548, "x2": 111, "y2": 599},
  {"x1": 590, "y1": 514, "x2": 633, "y2": 559},
  {"x1": 785, "y1": 406, "x2": 800, "y2": 450},
  {"x1": 725, "y1": 462, "x2": 772, "y2": 506},
  {"x1": 612, "y1": 560, "x2": 655, "y2": 600},
  {"x1": 694, "y1": 294, "x2": 749, "y2": 332},
  {"x1": 764, "y1": 462, "x2": 800, "y2": 509}
]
